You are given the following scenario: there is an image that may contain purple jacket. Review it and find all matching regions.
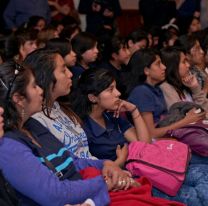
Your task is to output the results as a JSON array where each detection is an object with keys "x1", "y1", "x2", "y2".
[{"x1": 0, "y1": 129, "x2": 110, "y2": 206}]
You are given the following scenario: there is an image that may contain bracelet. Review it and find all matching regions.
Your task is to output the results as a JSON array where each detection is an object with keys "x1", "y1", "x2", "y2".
[
  {"x1": 130, "y1": 106, "x2": 137, "y2": 114},
  {"x1": 132, "y1": 113, "x2": 140, "y2": 119}
]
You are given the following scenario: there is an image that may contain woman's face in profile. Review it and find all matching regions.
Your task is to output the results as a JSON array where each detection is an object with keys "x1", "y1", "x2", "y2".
[
  {"x1": 64, "y1": 50, "x2": 77, "y2": 67},
  {"x1": 179, "y1": 52, "x2": 190, "y2": 79},
  {"x1": 0, "y1": 107, "x2": 4, "y2": 137},
  {"x1": 94, "y1": 81, "x2": 121, "y2": 111}
]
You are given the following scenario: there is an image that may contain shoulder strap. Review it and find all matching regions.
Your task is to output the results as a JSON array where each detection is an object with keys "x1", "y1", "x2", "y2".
[{"x1": 5, "y1": 131, "x2": 63, "y2": 179}]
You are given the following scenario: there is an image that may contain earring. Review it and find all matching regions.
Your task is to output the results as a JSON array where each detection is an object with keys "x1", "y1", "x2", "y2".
[
  {"x1": 21, "y1": 108, "x2": 26, "y2": 119},
  {"x1": 91, "y1": 99, "x2": 97, "y2": 104}
]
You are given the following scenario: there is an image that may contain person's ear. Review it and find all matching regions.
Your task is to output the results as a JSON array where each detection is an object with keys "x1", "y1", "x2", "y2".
[
  {"x1": 19, "y1": 44, "x2": 25, "y2": 59},
  {"x1": 163, "y1": 42, "x2": 167, "y2": 48},
  {"x1": 12, "y1": 93, "x2": 25, "y2": 108},
  {"x1": 88, "y1": 94, "x2": 97, "y2": 103},
  {"x1": 144, "y1": 67, "x2": 150, "y2": 76},
  {"x1": 112, "y1": 52, "x2": 118, "y2": 61},
  {"x1": 186, "y1": 53, "x2": 192, "y2": 61},
  {"x1": 128, "y1": 40, "x2": 134, "y2": 48}
]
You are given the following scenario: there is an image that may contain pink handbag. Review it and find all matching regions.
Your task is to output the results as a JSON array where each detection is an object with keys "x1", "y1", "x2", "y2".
[{"x1": 126, "y1": 140, "x2": 191, "y2": 196}]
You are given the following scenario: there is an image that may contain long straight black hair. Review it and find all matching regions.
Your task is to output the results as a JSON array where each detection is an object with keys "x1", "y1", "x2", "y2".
[
  {"x1": 161, "y1": 46, "x2": 188, "y2": 98},
  {"x1": 24, "y1": 49, "x2": 80, "y2": 124}
]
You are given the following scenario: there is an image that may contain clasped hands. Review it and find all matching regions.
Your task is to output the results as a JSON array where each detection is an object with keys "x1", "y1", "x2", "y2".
[{"x1": 102, "y1": 160, "x2": 140, "y2": 191}]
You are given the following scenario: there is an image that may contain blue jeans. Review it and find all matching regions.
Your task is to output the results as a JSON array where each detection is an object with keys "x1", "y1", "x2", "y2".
[
  {"x1": 190, "y1": 153, "x2": 208, "y2": 164},
  {"x1": 153, "y1": 164, "x2": 208, "y2": 206}
]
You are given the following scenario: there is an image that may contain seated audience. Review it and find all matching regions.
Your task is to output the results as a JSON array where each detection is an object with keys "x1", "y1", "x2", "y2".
[
  {"x1": 126, "y1": 48, "x2": 204, "y2": 139},
  {"x1": 46, "y1": 38, "x2": 77, "y2": 67},
  {"x1": 71, "y1": 68, "x2": 150, "y2": 163},
  {"x1": 71, "y1": 32, "x2": 99, "y2": 82},
  {"x1": 160, "y1": 46, "x2": 208, "y2": 110},
  {"x1": 158, "y1": 29, "x2": 178, "y2": 49},
  {"x1": 176, "y1": 0, "x2": 200, "y2": 34},
  {"x1": 0, "y1": 60, "x2": 143, "y2": 206},
  {"x1": 25, "y1": 49, "x2": 137, "y2": 166},
  {"x1": 126, "y1": 29, "x2": 148, "y2": 56},
  {"x1": 72, "y1": 66, "x2": 208, "y2": 206},
  {"x1": 26, "y1": 15, "x2": 46, "y2": 31},
  {"x1": 37, "y1": 26, "x2": 59, "y2": 48},
  {"x1": 4, "y1": 28, "x2": 38, "y2": 62},
  {"x1": 99, "y1": 36, "x2": 131, "y2": 97},
  {"x1": 187, "y1": 16, "x2": 201, "y2": 35},
  {"x1": 24, "y1": 49, "x2": 94, "y2": 160},
  {"x1": 59, "y1": 18, "x2": 81, "y2": 41},
  {"x1": 175, "y1": 35, "x2": 208, "y2": 94}
]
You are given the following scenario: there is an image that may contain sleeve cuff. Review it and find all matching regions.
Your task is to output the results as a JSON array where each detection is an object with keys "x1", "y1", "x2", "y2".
[{"x1": 84, "y1": 198, "x2": 96, "y2": 206}]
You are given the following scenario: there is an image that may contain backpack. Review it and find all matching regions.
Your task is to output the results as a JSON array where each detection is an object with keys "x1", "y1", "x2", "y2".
[
  {"x1": 0, "y1": 171, "x2": 20, "y2": 206},
  {"x1": 126, "y1": 140, "x2": 191, "y2": 196}
]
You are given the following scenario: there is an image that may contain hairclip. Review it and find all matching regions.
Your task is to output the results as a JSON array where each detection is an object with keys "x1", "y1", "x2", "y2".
[
  {"x1": 161, "y1": 18, "x2": 179, "y2": 31},
  {"x1": 0, "y1": 78, "x2": 8, "y2": 90},
  {"x1": 6, "y1": 63, "x2": 22, "y2": 98}
]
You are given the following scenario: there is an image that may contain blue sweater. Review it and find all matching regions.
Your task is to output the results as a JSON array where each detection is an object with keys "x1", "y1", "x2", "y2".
[{"x1": 0, "y1": 119, "x2": 110, "y2": 206}]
